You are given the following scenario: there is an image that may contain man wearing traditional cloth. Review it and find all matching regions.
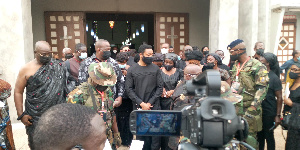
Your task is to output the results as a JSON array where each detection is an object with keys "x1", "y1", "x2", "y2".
[
  {"x1": 14, "y1": 41, "x2": 67, "y2": 148},
  {"x1": 0, "y1": 79, "x2": 15, "y2": 150}
]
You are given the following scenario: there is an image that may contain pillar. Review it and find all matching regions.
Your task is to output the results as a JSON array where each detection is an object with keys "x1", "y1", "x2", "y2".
[{"x1": 209, "y1": 0, "x2": 239, "y2": 65}]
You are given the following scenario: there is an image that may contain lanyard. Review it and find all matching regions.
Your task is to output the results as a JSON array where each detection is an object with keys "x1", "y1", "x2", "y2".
[
  {"x1": 236, "y1": 57, "x2": 250, "y2": 77},
  {"x1": 95, "y1": 89, "x2": 105, "y2": 110}
]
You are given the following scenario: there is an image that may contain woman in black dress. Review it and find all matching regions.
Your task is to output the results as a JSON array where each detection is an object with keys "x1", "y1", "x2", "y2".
[
  {"x1": 284, "y1": 62, "x2": 300, "y2": 150},
  {"x1": 160, "y1": 53, "x2": 183, "y2": 150}
]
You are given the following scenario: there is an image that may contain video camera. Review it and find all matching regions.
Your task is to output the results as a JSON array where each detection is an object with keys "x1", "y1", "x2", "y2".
[{"x1": 130, "y1": 70, "x2": 252, "y2": 150}]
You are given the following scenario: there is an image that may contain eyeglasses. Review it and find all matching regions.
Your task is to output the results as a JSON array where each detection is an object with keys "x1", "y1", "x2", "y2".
[
  {"x1": 38, "y1": 53, "x2": 52, "y2": 57},
  {"x1": 290, "y1": 68, "x2": 300, "y2": 72},
  {"x1": 184, "y1": 73, "x2": 199, "y2": 77}
]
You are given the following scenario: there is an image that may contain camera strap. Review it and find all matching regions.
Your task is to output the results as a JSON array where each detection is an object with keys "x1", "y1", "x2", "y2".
[{"x1": 88, "y1": 85, "x2": 98, "y2": 112}]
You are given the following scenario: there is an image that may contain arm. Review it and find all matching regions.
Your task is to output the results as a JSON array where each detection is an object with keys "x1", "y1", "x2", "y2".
[
  {"x1": 245, "y1": 65, "x2": 268, "y2": 116},
  {"x1": 14, "y1": 67, "x2": 32, "y2": 126},
  {"x1": 284, "y1": 97, "x2": 293, "y2": 107},
  {"x1": 274, "y1": 90, "x2": 283, "y2": 127},
  {"x1": 78, "y1": 61, "x2": 89, "y2": 83},
  {"x1": 148, "y1": 69, "x2": 163, "y2": 104},
  {"x1": 280, "y1": 61, "x2": 290, "y2": 73},
  {"x1": 113, "y1": 61, "x2": 125, "y2": 107}
]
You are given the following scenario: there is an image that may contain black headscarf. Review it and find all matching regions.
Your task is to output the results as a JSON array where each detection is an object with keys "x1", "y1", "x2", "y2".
[
  {"x1": 185, "y1": 50, "x2": 203, "y2": 61},
  {"x1": 262, "y1": 52, "x2": 280, "y2": 77},
  {"x1": 164, "y1": 53, "x2": 177, "y2": 65},
  {"x1": 204, "y1": 53, "x2": 223, "y2": 65}
]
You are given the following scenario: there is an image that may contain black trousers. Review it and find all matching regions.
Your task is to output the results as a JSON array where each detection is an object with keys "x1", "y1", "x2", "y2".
[
  {"x1": 257, "y1": 115, "x2": 275, "y2": 150},
  {"x1": 115, "y1": 110, "x2": 133, "y2": 146}
]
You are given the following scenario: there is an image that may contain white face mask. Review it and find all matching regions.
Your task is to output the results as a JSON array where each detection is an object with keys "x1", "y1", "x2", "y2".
[
  {"x1": 161, "y1": 48, "x2": 169, "y2": 54},
  {"x1": 79, "y1": 52, "x2": 87, "y2": 59},
  {"x1": 113, "y1": 50, "x2": 117, "y2": 53}
]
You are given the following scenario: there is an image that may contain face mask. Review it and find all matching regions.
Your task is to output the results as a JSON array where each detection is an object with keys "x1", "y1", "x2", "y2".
[
  {"x1": 256, "y1": 49, "x2": 264, "y2": 55},
  {"x1": 230, "y1": 51, "x2": 246, "y2": 61},
  {"x1": 95, "y1": 85, "x2": 108, "y2": 92},
  {"x1": 118, "y1": 64, "x2": 126, "y2": 69},
  {"x1": 39, "y1": 56, "x2": 51, "y2": 65},
  {"x1": 177, "y1": 56, "x2": 181, "y2": 61},
  {"x1": 142, "y1": 56, "x2": 153, "y2": 65},
  {"x1": 206, "y1": 62, "x2": 215, "y2": 69},
  {"x1": 164, "y1": 64, "x2": 174, "y2": 71},
  {"x1": 79, "y1": 52, "x2": 87, "y2": 59},
  {"x1": 65, "y1": 54, "x2": 73, "y2": 59},
  {"x1": 102, "y1": 51, "x2": 111, "y2": 60},
  {"x1": 289, "y1": 72, "x2": 300, "y2": 79},
  {"x1": 113, "y1": 50, "x2": 117, "y2": 53},
  {"x1": 161, "y1": 48, "x2": 169, "y2": 54},
  {"x1": 203, "y1": 51, "x2": 209, "y2": 55}
]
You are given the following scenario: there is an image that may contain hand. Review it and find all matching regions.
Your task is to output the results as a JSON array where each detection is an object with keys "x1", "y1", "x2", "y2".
[
  {"x1": 140, "y1": 102, "x2": 151, "y2": 110},
  {"x1": 21, "y1": 115, "x2": 33, "y2": 126},
  {"x1": 274, "y1": 116, "x2": 281, "y2": 128},
  {"x1": 146, "y1": 103, "x2": 153, "y2": 108},
  {"x1": 113, "y1": 97, "x2": 122, "y2": 108},
  {"x1": 166, "y1": 90, "x2": 174, "y2": 98},
  {"x1": 113, "y1": 132, "x2": 122, "y2": 148},
  {"x1": 161, "y1": 88, "x2": 166, "y2": 97},
  {"x1": 121, "y1": 70, "x2": 127, "y2": 76}
]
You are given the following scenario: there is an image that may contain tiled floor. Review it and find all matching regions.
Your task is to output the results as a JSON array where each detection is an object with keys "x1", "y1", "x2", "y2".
[{"x1": 12, "y1": 122, "x2": 287, "y2": 150}]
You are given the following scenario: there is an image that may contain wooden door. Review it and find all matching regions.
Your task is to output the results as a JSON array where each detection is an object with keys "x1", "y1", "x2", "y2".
[
  {"x1": 155, "y1": 13, "x2": 189, "y2": 54},
  {"x1": 277, "y1": 15, "x2": 296, "y2": 82},
  {"x1": 45, "y1": 12, "x2": 86, "y2": 58}
]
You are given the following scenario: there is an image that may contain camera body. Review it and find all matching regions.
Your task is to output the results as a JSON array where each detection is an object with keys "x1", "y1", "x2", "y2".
[{"x1": 130, "y1": 70, "x2": 248, "y2": 149}]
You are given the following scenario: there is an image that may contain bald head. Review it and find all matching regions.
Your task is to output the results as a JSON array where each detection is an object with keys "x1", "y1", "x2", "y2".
[
  {"x1": 35, "y1": 41, "x2": 51, "y2": 52},
  {"x1": 95, "y1": 39, "x2": 109, "y2": 49},
  {"x1": 183, "y1": 45, "x2": 193, "y2": 52},
  {"x1": 184, "y1": 64, "x2": 202, "y2": 80}
]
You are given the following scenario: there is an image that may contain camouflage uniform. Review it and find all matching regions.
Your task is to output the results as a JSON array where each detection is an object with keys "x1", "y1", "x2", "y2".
[
  {"x1": 230, "y1": 58, "x2": 269, "y2": 149},
  {"x1": 67, "y1": 62, "x2": 121, "y2": 147}
]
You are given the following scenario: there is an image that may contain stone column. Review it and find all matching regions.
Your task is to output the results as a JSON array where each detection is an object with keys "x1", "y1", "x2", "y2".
[
  {"x1": 238, "y1": 0, "x2": 258, "y2": 56},
  {"x1": 0, "y1": 0, "x2": 33, "y2": 123},
  {"x1": 257, "y1": 0, "x2": 270, "y2": 52},
  {"x1": 209, "y1": 0, "x2": 239, "y2": 65}
]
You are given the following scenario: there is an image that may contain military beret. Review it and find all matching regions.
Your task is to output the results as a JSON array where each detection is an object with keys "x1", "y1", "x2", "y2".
[{"x1": 227, "y1": 39, "x2": 246, "y2": 50}]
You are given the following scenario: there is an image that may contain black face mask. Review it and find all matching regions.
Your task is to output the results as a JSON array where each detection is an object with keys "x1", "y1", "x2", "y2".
[
  {"x1": 230, "y1": 51, "x2": 246, "y2": 61},
  {"x1": 65, "y1": 54, "x2": 73, "y2": 59},
  {"x1": 203, "y1": 51, "x2": 209, "y2": 55},
  {"x1": 95, "y1": 85, "x2": 108, "y2": 92},
  {"x1": 164, "y1": 64, "x2": 174, "y2": 71},
  {"x1": 289, "y1": 72, "x2": 300, "y2": 79},
  {"x1": 142, "y1": 56, "x2": 153, "y2": 65},
  {"x1": 102, "y1": 51, "x2": 111, "y2": 60},
  {"x1": 206, "y1": 62, "x2": 215, "y2": 69},
  {"x1": 39, "y1": 56, "x2": 51, "y2": 65}
]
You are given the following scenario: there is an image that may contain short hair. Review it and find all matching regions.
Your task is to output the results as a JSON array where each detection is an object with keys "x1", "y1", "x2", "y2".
[
  {"x1": 120, "y1": 45, "x2": 129, "y2": 50},
  {"x1": 292, "y1": 50, "x2": 300, "y2": 57},
  {"x1": 192, "y1": 46, "x2": 200, "y2": 51},
  {"x1": 116, "y1": 52, "x2": 129, "y2": 63},
  {"x1": 75, "y1": 43, "x2": 86, "y2": 52},
  {"x1": 201, "y1": 46, "x2": 209, "y2": 52},
  {"x1": 33, "y1": 103, "x2": 102, "y2": 150},
  {"x1": 215, "y1": 50, "x2": 224, "y2": 54},
  {"x1": 35, "y1": 41, "x2": 51, "y2": 52},
  {"x1": 254, "y1": 42, "x2": 264, "y2": 49},
  {"x1": 63, "y1": 48, "x2": 71, "y2": 54},
  {"x1": 138, "y1": 44, "x2": 152, "y2": 54}
]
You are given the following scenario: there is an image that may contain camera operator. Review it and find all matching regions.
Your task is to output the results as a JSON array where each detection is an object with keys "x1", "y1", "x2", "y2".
[{"x1": 228, "y1": 39, "x2": 269, "y2": 149}]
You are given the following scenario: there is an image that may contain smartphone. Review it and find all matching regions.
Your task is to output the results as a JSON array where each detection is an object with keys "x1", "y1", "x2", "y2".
[{"x1": 130, "y1": 110, "x2": 182, "y2": 136}]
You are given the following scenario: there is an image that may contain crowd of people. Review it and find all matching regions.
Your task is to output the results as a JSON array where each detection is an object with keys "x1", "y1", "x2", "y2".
[{"x1": 0, "y1": 38, "x2": 298, "y2": 150}]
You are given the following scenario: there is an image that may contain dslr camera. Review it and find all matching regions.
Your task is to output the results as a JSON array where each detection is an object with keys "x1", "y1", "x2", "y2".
[{"x1": 130, "y1": 70, "x2": 252, "y2": 150}]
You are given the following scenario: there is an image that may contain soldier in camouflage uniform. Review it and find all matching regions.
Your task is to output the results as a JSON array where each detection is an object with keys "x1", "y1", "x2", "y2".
[
  {"x1": 227, "y1": 39, "x2": 269, "y2": 149},
  {"x1": 67, "y1": 62, "x2": 122, "y2": 148}
]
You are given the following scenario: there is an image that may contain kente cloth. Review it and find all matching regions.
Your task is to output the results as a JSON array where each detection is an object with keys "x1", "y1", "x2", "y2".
[{"x1": 25, "y1": 60, "x2": 67, "y2": 147}]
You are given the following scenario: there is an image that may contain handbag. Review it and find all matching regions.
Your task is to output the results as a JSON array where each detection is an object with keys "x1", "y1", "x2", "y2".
[{"x1": 281, "y1": 111, "x2": 291, "y2": 130}]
